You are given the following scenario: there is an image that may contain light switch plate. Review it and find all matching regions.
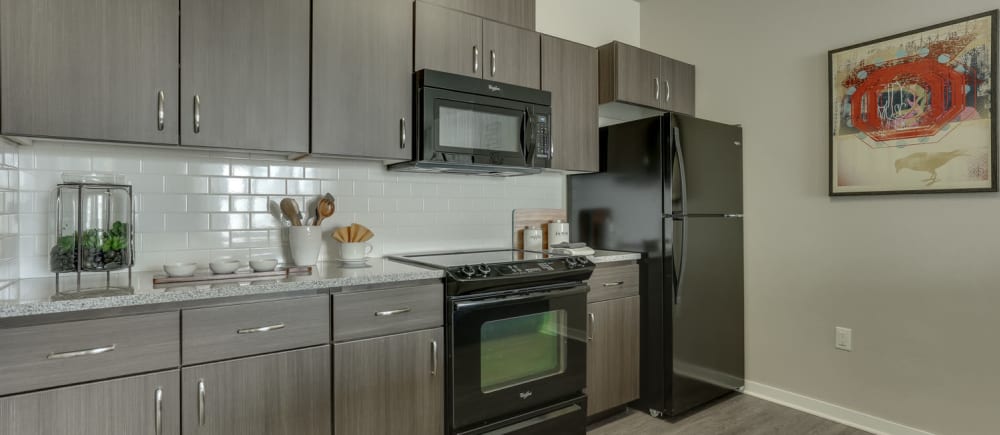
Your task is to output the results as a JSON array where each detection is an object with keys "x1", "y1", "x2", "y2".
[{"x1": 835, "y1": 326, "x2": 852, "y2": 351}]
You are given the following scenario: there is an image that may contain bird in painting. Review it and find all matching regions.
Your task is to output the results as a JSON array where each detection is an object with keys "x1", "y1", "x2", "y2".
[{"x1": 894, "y1": 150, "x2": 966, "y2": 186}]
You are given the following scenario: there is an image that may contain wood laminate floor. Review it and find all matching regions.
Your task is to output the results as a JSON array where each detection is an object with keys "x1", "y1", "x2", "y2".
[{"x1": 587, "y1": 394, "x2": 871, "y2": 435}]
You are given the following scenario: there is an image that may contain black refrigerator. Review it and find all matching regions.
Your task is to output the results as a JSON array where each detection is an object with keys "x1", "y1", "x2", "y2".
[{"x1": 568, "y1": 112, "x2": 744, "y2": 417}]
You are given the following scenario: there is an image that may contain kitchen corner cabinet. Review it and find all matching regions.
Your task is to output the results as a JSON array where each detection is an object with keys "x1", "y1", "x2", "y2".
[
  {"x1": 180, "y1": 0, "x2": 309, "y2": 152},
  {"x1": 0, "y1": 370, "x2": 180, "y2": 435},
  {"x1": 416, "y1": 2, "x2": 540, "y2": 88},
  {"x1": 541, "y1": 35, "x2": 599, "y2": 172},
  {"x1": 334, "y1": 328, "x2": 444, "y2": 435},
  {"x1": 181, "y1": 346, "x2": 331, "y2": 435},
  {"x1": 418, "y1": 0, "x2": 535, "y2": 29},
  {"x1": 0, "y1": 0, "x2": 179, "y2": 144},
  {"x1": 587, "y1": 295, "x2": 640, "y2": 416},
  {"x1": 312, "y1": 0, "x2": 412, "y2": 160},
  {"x1": 598, "y1": 41, "x2": 695, "y2": 115}
]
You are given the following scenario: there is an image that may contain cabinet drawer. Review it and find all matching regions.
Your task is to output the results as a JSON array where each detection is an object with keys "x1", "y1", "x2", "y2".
[
  {"x1": 0, "y1": 312, "x2": 179, "y2": 396},
  {"x1": 587, "y1": 263, "x2": 640, "y2": 302},
  {"x1": 333, "y1": 284, "x2": 443, "y2": 342},
  {"x1": 182, "y1": 296, "x2": 329, "y2": 365}
]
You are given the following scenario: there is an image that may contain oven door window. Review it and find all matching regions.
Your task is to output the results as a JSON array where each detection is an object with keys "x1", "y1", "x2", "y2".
[
  {"x1": 480, "y1": 310, "x2": 566, "y2": 393},
  {"x1": 434, "y1": 99, "x2": 527, "y2": 160}
]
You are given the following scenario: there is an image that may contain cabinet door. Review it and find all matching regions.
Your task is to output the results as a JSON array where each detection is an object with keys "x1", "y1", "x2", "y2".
[
  {"x1": 0, "y1": 370, "x2": 180, "y2": 435},
  {"x1": 664, "y1": 59, "x2": 696, "y2": 115},
  {"x1": 312, "y1": 0, "x2": 412, "y2": 160},
  {"x1": 586, "y1": 296, "x2": 640, "y2": 416},
  {"x1": 180, "y1": 0, "x2": 309, "y2": 152},
  {"x1": 483, "y1": 20, "x2": 540, "y2": 88},
  {"x1": 415, "y1": 2, "x2": 483, "y2": 78},
  {"x1": 610, "y1": 42, "x2": 662, "y2": 109},
  {"x1": 419, "y1": 0, "x2": 535, "y2": 29},
  {"x1": 182, "y1": 346, "x2": 331, "y2": 435},
  {"x1": 0, "y1": 0, "x2": 179, "y2": 144},
  {"x1": 334, "y1": 328, "x2": 444, "y2": 435},
  {"x1": 541, "y1": 35, "x2": 598, "y2": 172}
]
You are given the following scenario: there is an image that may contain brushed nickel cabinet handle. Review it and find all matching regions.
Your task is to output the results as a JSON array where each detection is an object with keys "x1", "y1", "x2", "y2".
[
  {"x1": 603, "y1": 281, "x2": 624, "y2": 287},
  {"x1": 46, "y1": 344, "x2": 116, "y2": 359},
  {"x1": 431, "y1": 340, "x2": 438, "y2": 376},
  {"x1": 664, "y1": 79, "x2": 672, "y2": 103},
  {"x1": 374, "y1": 308, "x2": 410, "y2": 317},
  {"x1": 198, "y1": 379, "x2": 206, "y2": 426},
  {"x1": 157, "y1": 90, "x2": 165, "y2": 131},
  {"x1": 154, "y1": 387, "x2": 163, "y2": 435},
  {"x1": 236, "y1": 323, "x2": 285, "y2": 334},
  {"x1": 400, "y1": 117, "x2": 407, "y2": 149},
  {"x1": 473, "y1": 45, "x2": 479, "y2": 73},
  {"x1": 654, "y1": 77, "x2": 660, "y2": 101},
  {"x1": 490, "y1": 50, "x2": 496, "y2": 77},
  {"x1": 193, "y1": 94, "x2": 201, "y2": 134},
  {"x1": 587, "y1": 313, "x2": 595, "y2": 341}
]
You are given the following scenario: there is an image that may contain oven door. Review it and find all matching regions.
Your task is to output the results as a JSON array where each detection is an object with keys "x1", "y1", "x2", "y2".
[{"x1": 450, "y1": 284, "x2": 587, "y2": 431}]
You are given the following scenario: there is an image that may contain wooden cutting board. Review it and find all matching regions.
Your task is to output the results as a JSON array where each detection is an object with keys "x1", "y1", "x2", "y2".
[{"x1": 512, "y1": 208, "x2": 566, "y2": 250}]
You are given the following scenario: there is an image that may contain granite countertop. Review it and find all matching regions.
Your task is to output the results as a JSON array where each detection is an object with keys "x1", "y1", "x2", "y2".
[
  {"x1": 0, "y1": 259, "x2": 443, "y2": 321},
  {"x1": 587, "y1": 250, "x2": 643, "y2": 263}
]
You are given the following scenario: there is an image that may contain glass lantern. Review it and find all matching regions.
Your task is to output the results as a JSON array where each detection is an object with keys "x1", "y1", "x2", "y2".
[{"x1": 51, "y1": 173, "x2": 134, "y2": 294}]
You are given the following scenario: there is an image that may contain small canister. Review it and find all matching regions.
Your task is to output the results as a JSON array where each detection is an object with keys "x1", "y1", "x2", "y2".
[
  {"x1": 523, "y1": 225, "x2": 544, "y2": 251},
  {"x1": 548, "y1": 219, "x2": 570, "y2": 246}
]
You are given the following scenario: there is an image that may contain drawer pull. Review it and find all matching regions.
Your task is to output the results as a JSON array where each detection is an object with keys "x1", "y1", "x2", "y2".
[
  {"x1": 374, "y1": 308, "x2": 411, "y2": 317},
  {"x1": 154, "y1": 387, "x2": 163, "y2": 435},
  {"x1": 431, "y1": 339, "x2": 438, "y2": 376},
  {"x1": 602, "y1": 281, "x2": 625, "y2": 287},
  {"x1": 46, "y1": 344, "x2": 116, "y2": 359},
  {"x1": 587, "y1": 313, "x2": 595, "y2": 341},
  {"x1": 198, "y1": 379, "x2": 206, "y2": 426},
  {"x1": 236, "y1": 323, "x2": 285, "y2": 334}
]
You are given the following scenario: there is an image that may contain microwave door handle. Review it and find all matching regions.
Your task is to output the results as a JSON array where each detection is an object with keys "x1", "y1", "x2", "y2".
[{"x1": 521, "y1": 108, "x2": 532, "y2": 164}]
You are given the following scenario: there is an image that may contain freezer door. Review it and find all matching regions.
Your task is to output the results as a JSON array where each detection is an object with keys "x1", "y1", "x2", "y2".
[
  {"x1": 670, "y1": 114, "x2": 743, "y2": 215},
  {"x1": 668, "y1": 215, "x2": 744, "y2": 415}
]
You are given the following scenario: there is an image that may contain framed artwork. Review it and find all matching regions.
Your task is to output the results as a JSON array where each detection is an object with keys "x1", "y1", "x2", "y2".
[{"x1": 829, "y1": 10, "x2": 998, "y2": 195}]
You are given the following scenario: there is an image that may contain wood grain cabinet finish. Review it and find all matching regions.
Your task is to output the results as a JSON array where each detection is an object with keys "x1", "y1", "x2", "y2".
[
  {"x1": 180, "y1": 0, "x2": 309, "y2": 152},
  {"x1": 415, "y1": 1, "x2": 483, "y2": 79},
  {"x1": 182, "y1": 346, "x2": 331, "y2": 435},
  {"x1": 0, "y1": 0, "x2": 179, "y2": 144},
  {"x1": 598, "y1": 41, "x2": 695, "y2": 115},
  {"x1": 587, "y1": 263, "x2": 640, "y2": 303},
  {"x1": 181, "y1": 295, "x2": 329, "y2": 365},
  {"x1": 483, "y1": 20, "x2": 540, "y2": 88},
  {"x1": 334, "y1": 328, "x2": 444, "y2": 435},
  {"x1": 418, "y1": 0, "x2": 535, "y2": 29},
  {"x1": 586, "y1": 296, "x2": 640, "y2": 416},
  {"x1": 0, "y1": 370, "x2": 180, "y2": 435},
  {"x1": 333, "y1": 283, "x2": 444, "y2": 342},
  {"x1": 541, "y1": 35, "x2": 599, "y2": 172},
  {"x1": 0, "y1": 312, "x2": 179, "y2": 396},
  {"x1": 312, "y1": 0, "x2": 413, "y2": 160}
]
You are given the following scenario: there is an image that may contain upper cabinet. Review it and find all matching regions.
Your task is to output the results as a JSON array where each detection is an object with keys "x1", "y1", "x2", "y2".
[
  {"x1": 180, "y1": 0, "x2": 309, "y2": 153},
  {"x1": 418, "y1": 0, "x2": 534, "y2": 29},
  {"x1": 541, "y1": 35, "x2": 598, "y2": 172},
  {"x1": 312, "y1": 0, "x2": 413, "y2": 160},
  {"x1": 415, "y1": 2, "x2": 540, "y2": 89},
  {"x1": 0, "y1": 0, "x2": 180, "y2": 145},
  {"x1": 598, "y1": 41, "x2": 696, "y2": 116}
]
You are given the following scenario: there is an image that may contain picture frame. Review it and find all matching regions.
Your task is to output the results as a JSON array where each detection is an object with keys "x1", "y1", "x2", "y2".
[{"x1": 829, "y1": 10, "x2": 999, "y2": 196}]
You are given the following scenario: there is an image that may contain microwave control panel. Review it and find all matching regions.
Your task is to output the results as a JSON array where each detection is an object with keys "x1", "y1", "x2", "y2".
[{"x1": 534, "y1": 114, "x2": 551, "y2": 160}]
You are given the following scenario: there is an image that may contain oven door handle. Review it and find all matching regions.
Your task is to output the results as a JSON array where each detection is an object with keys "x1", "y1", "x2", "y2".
[{"x1": 454, "y1": 286, "x2": 588, "y2": 312}]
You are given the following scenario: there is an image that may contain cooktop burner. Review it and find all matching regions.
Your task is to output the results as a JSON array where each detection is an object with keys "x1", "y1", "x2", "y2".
[{"x1": 388, "y1": 249, "x2": 560, "y2": 268}]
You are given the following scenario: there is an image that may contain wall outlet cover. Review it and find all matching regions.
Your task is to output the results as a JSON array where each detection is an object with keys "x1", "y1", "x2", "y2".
[{"x1": 835, "y1": 326, "x2": 852, "y2": 351}]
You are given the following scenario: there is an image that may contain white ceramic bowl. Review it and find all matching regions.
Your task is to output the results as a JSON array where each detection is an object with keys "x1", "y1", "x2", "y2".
[
  {"x1": 249, "y1": 259, "x2": 278, "y2": 272},
  {"x1": 163, "y1": 262, "x2": 197, "y2": 277},
  {"x1": 209, "y1": 260, "x2": 241, "y2": 274}
]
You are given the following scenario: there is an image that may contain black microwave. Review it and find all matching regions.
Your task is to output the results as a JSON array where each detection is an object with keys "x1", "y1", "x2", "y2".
[{"x1": 389, "y1": 69, "x2": 552, "y2": 176}]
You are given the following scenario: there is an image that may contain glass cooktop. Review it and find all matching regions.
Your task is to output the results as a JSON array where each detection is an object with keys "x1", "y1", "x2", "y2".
[{"x1": 388, "y1": 249, "x2": 560, "y2": 269}]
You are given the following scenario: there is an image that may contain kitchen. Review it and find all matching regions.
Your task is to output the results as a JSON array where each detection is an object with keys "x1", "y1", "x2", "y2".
[{"x1": 0, "y1": 0, "x2": 995, "y2": 435}]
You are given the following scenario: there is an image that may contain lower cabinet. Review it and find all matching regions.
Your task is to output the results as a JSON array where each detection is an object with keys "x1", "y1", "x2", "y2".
[
  {"x1": 586, "y1": 295, "x2": 641, "y2": 416},
  {"x1": 334, "y1": 327, "x2": 444, "y2": 435},
  {"x1": 0, "y1": 370, "x2": 180, "y2": 435},
  {"x1": 181, "y1": 346, "x2": 331, "y2": 435}
]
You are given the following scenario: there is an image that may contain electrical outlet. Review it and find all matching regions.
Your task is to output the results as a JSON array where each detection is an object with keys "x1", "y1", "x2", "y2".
[{"x1": 835, "y1": 327, "x2": 852, "y2": 351}]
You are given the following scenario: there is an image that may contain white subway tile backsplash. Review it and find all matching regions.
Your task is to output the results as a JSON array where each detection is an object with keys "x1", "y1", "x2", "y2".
[
  {"x1": 142, "y1": 159, "x2": 187, "y2": 174},
  {"x1": 188, "y1": 195, "x2": 231, "y2": 212},
  {"x1": 135, "y1": 213, "x2": 165, "y2": 233},
  {"x1": 138, "y1": 194, "x2": 187, "y2": 213},
  {"x1": 251, "y1": 179, "x2": 285, "y2": 195},
  {"x1": 230, "y1": 230, "x2": 269, "y2": 248},
  {"x1": 384, "y1": 183, "x2": 412, "y2": 197},
  {"x1": 210, "y1": 177, "x2": 250, "y2": 194},
  {"x1": 231, "y1": 196, "x2": 268, "y2": 212},
  {"x1": 141, "y1": 232, "x2": 188, "y2": 251},
  {"x1": 287, "y1": 179, "x2": 320, "y2": 195},
  {"x1": 127, "y1": 174, "x2": 165, "y2": 193},
  {"x1": 93, "y1": 156, "x2": 141, "y2": 173},
  {"x1": 251, "y1": 213, "x2": 282, "y2": 230},
  {"x1": 211, "y1": 213, "x2": 251, "y2": 230},
  {"x1": 188, "y1": 231, "x2": 231, "y2": 250},
  {"x1": 165, "y1": 176, "x2": 209, "y2": 194},
  {"x1": 189, "y1": 161, "x2": 231, "y2": 176},
  {"x1": 356, "y1": 181, "x2": 383, "y2": 197},
  {"x1": 322, "y1": 180, "x2": 354, "y2": 197},
  {"x1": 304, "y1": 166, "x2": 338, "y2": 180},
  {"x1": 35, "y1": 153, "x2": 91, "y2": 171},
  {"x1": 269, "y1": 164, "x2": 303, "y2": 178},
  {"x1": 164, "y1": 213, "x2": 210, "y2": 232},
  {"x1": 396, "y1": 198, "x2": 423, "y2": 212},
  {"x1": 232, "y1": 163, "x2": 269, "y2": 178},
  {"x1": 368, "y1": 198, "x2": 396, "y2": 212}
]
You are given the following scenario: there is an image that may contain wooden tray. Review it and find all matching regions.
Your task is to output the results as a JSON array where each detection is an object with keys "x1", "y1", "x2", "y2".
[
  {"x1": 153, "y1": 266, "x2": 313, "y2": 285},
  {"x1": 512, "y1": 208, "x2": 566, "y2": 250}
]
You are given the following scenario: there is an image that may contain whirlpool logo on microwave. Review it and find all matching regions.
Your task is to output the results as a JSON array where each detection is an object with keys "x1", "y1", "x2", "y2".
[
  {"x1": 488, "y1": 84, "x2": 502, "y2": 92},
  {"x1": 519, "y1": 390, "x2": 533, "y2": 400}
]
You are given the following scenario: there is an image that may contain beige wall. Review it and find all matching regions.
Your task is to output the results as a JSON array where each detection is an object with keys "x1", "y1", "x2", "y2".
[
  {"x1": 641, "y1": 1, "x2": 1000, "y2": 434},
  {"x1": 536, "y1": 0, "x2": 640, "y2": 47}
]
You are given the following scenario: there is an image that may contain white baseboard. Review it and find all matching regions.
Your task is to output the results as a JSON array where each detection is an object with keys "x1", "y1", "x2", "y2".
[{"x1": 744, "y1": 381, "x2": 936, "y2": 435}]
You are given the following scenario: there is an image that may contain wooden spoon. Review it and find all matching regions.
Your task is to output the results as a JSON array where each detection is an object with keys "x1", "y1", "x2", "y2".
[
  {"x1": 314, "y1": 196, "x2": 335, "y2": 226},
  {"x1": 280, "y1": 198, "x2": 302, "y2": 226}
]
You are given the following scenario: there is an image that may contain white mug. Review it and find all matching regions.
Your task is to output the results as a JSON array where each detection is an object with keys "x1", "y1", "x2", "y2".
[
  {"x1": 340, "y1": 242, "x2": 373, "y2": 261},
  {"x1": 288, "y1": 226, "x2": 322, "y2": 266}
]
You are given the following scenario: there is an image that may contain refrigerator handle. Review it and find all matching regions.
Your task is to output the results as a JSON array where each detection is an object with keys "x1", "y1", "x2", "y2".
[{"x1": 672, "y1": 125, "x2": 689, "y2": 305}]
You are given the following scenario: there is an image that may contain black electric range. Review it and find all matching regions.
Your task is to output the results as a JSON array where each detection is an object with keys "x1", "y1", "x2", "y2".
[{"x1": 388, "y1": 249, "x2": 594, "y2": 435}]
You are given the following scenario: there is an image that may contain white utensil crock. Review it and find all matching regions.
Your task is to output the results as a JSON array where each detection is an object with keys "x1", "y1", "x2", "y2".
[{"x1": 289, "y1": 226, "x2": 322, "y2": 266}]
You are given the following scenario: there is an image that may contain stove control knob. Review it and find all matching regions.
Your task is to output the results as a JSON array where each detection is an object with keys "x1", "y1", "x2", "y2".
[
  {"x1": 477, "y1": 263, "x2": 492, "y2": 276},
  {"x1": 565, "y1": 257, "x2": 578, "y2": 268},
  {"x1": 573, "y1": 256, "x2": 588, "y2": 266},
  {"x1": 460, "y1": 265, "x2": 476, "y2": 278}
]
